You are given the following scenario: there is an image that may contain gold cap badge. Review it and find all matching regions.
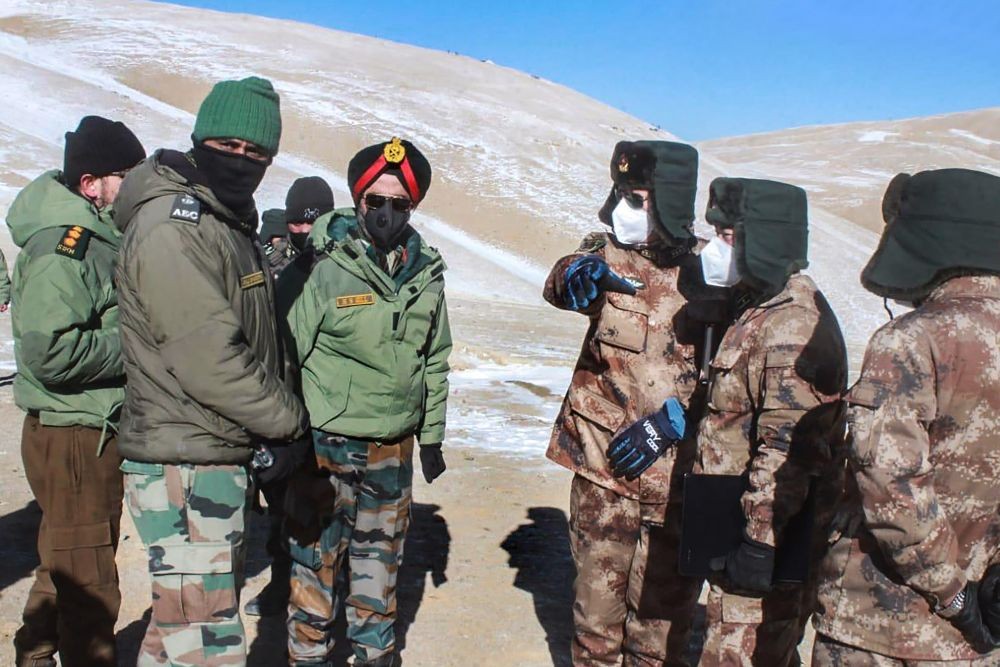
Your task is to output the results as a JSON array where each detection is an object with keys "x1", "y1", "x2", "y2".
[
  {"x1": 618, "y1": 154, "x2": 630, "y2": 173},
  {"x1": 384, "y1": 137, "x2": 406, "y2": 164}
]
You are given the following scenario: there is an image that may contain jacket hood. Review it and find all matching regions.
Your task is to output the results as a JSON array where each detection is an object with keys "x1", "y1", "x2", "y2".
[
  {"x1": 6, "y1": 170, "x2": 118, "y2": 248},
  {"x1": 114, "y1": 149, "x2": 254, "y2": 234}
]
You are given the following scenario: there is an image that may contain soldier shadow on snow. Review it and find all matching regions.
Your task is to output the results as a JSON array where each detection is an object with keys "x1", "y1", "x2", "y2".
[
  {"x1": 246, "y1": 502, "x2": 451, "y2": 666},
  {"x1": 500, "y1": 507, "x2": 575, "y2": 667},
  {"x1": 0, "y1": 500, "x2": 42, "y2": 593}
]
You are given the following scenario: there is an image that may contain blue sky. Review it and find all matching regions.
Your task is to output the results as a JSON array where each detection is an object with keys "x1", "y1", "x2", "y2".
[{"x1": 162, "y1": 1, "x2": 1000, "y2": 141}]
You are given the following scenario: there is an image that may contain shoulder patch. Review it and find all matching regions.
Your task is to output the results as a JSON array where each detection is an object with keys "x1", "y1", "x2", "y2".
[
  {"x1": 169, "y1": 194, "x2": 201, "y2": 224},
  {"x1": 576, "y1": 232, "x2": 608, "y2": 253},
  {"x1": 55, "y1": 226, "x2": 92, "y2": 260}
]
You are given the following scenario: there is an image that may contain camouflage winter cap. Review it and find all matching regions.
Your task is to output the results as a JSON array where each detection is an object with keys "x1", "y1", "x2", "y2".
[
  {"x1": 862, "y1": 168, "x2": 1000, "y2": 300},
  {"x1": 706, "y1": 177, "x2": 809, "y2": 298},
  {"x1": 193, "y1": 76, "x2": 282, "y2": 156}
]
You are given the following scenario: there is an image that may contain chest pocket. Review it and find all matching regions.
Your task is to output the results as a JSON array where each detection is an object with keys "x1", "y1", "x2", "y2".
[
  {"x1": 398, "y1": 281, "x2": 442, "y2": 346},
  {"x1": 761, "y1": 349, "x2": 824, "y2": 411},
  {"x1": 708, "y1": 344, "x2": 750, "y2": 413},
  {"x1": 595, "y1": 292, "x2": 648, "y2": 353}
]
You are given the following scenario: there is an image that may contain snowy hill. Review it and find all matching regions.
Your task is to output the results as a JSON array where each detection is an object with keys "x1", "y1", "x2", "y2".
[{"x1": 700, "y1": 107, "x2": 1000, "y2": 234}]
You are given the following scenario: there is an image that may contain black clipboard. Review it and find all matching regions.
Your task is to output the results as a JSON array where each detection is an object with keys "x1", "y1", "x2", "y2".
[{"x1": 678, "y1": 473, "x2": 815, "y2": 584}]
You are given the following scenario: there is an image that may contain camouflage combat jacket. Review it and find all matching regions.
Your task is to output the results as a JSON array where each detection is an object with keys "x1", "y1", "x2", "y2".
[
  {"x1": 544, "y1": 233, "x2": 706, "y2": 504},
  {"x1": 814, "y1": 275, "x2": 1000, "y2": 660},
  {"x1": 264, "y1": 236, "x2": 298, "y2": 278},
  {"x1": 695, "y1": 273, "x2": 847, "y2": 547}
]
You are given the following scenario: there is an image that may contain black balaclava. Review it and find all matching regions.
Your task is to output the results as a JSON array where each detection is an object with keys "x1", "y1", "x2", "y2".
[{"x1": 191, "y1": 141, "x2": 269, "y2": 215}]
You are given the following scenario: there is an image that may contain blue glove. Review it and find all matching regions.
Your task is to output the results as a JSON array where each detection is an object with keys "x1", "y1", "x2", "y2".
[
  {"x1": 563, "y1": 255, "x2": 637, "y2": 310},
  {"x1": 607, "y1": 398, "x2": 686, "y2": 480}
]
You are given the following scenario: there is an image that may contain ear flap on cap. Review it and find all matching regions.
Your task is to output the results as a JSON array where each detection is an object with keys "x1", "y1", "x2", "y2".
[
  {"x1": 705, "y1": 178, "x2": 745, "y2": 228},
  {"x1": 881, "y1": 173, "x2": 911, "y2": 225}
]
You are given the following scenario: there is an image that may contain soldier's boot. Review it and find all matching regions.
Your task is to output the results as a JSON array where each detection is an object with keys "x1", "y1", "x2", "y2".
[
  {"x1": 353, "y1": 652, "x2": 401, "y2": 667},
  {"x1": 244, "y1": 552, "x2": 292, "y2": 617}
]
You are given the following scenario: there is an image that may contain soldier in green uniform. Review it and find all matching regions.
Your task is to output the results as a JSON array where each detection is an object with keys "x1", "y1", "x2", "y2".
[
  {"x1": 0, "y1": 248, "x2": 11, "y2": 312},
  {"x1": 9, "y1": 115, "x2": 145, "y2": 667},
  {"x1": 113, "y1": 76, "x2": 307, "y2": 667},
  {"x1": 280, "y1": 138, "x2": 451, "y2": 667}
]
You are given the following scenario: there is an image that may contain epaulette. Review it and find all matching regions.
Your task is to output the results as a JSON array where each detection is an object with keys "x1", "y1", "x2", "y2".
[
  {"x1": 168, "y1": 193, "x2": 201, "y2": 224},
  {"x1": 55, "y1": 225, "x2": 92, "y2": 260},
  {"x1": 576, "y1": 232, "x2": 608, "y2": 253}
]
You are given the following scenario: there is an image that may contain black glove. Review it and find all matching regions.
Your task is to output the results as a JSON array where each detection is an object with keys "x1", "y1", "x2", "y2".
[
  {"x1": 711, "y1": 534, "x2": 775, "y2": 594},
  {"x1": 947, "y1": 581, "x2": 999, "y2": 654},
  {"x1": 419, "y1": 444, "x2": 446, "y2": 484},
  {"x1": 563, "y1": 254, "x2": 637, "y2": 311},
  {"x1": 254, "y1": 438, "x2": 311, "y2": 487},
  {"x1": 979, "y1": 563, "x2": 1000, "y2": 638},
  {"x1": 607, "y1": 398, "x2": 686, "y2": 480}
]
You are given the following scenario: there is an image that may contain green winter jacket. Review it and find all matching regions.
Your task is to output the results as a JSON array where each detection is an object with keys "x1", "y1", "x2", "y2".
[
  {"x1": 277, "y1": 212, "x2": 452, "y2": 444},
  {"x1": 8, "y1": 170, "x2": 124, "y2": 432},
  {"x1": 0, "y1": 248, "x2": 11, "y2": 305},
  {"x1": 113, "y1": 150, "x2": 306, "y2": 464}
]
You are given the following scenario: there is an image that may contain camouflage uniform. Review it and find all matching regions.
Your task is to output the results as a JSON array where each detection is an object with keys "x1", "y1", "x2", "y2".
[
  {"x1": 812, "y1": 275, "x2": 1000, "y2": 663},
  {"x1": 122, "y1": 461, "x2": 251, "y2": 666},
  {"x1": 265, "y1": 236, "x2": 298, "y2": 278},
  {"x1": 286, "y1": 433, "x2": 413, "y2": 665},
  {"x1": 695, "y1": 273, "x2": 848, "y2": 667},
  {"x1": 545, "y1": 233, "x2": 707, "y2": 666}
]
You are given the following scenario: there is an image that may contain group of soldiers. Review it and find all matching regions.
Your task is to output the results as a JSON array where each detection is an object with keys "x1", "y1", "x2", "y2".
[
  {"x1": 545, "y1": 141, "x2": 1000, "y2": 667},
  {"x1": 4, "y1": 71, "x2": 1000, "y2": 667},
  {"x1": 8, "y1": 77, "x2": 449, "y2": 667}
]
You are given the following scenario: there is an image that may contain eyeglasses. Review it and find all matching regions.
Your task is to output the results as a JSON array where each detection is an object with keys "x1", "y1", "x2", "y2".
[
  {"x1": 619, "y1": 189, "x2": 648, "y2": 209},
  {"x1": 364, "y1": 193, "x2": 413, "y2": 212}
]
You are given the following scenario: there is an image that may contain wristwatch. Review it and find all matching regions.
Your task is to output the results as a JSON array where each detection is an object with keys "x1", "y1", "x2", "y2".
[{"x1": 937, "y1": 587, "x2": 967, "y2": 619}]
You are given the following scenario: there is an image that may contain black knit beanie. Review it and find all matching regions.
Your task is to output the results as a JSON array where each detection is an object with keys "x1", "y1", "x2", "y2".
[
  {"x1": 285, "y1": 176, "x2": 334, "y2": 223},
  {"x1": 63, "y1": 116, "x2": 146, "y2": 189}
]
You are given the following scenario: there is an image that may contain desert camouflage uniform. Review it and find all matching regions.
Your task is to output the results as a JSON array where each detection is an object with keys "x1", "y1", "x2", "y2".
[
  {"x1": 122, "y1": 460, "x2": 251, "y2": 667},
  {"x1": 812, "y1": 275, "x2": 1000, "y2": 664},
  {"x1": 695, "y1": 273, "x2": 848, "y2": 667},
  {"x1": 286, "y1": 433, "x2": 414, "y2": 665},
  {"x1": 545, "y1": 232, "x2": 707, "y2": 666}
]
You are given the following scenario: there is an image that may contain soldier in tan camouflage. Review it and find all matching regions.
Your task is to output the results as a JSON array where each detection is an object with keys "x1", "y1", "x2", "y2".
[
  {"x1": 545, "y1": 140, "x2": 710, "y2": 666},
  {"x1": 812, "y1": 169, "x2": 1000, "y2": 665},
  {"x1": 692, "y1": 178, "x2": 848, "y2": 667}
]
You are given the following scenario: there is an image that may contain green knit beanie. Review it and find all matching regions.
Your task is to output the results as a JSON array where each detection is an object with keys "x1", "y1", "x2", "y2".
[{"x1": 192, "y1": 76, "x2": 282, "y2": 155}]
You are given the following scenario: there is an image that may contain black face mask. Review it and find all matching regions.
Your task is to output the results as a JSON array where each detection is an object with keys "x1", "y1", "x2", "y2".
[
  {"x1": 360, "y1": 201, "x2": 413, "y2": 251},
  {"x1": 289, "y1": 231, "x2": 310, "y2": 251},
  {"x1": 191, "y1": 143, "x2": 269, "y2": 214}
]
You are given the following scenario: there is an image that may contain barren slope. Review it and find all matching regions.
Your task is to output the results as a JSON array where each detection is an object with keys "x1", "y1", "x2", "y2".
[{"x1": 701, "y1": 107, "x2": 1000, "y2": 234}]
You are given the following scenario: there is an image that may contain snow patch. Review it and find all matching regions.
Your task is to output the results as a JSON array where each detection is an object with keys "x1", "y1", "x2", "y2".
[
  {"x1": 857, "y1": 130, "x2": 897, "y2": 143},
  {"x1": 948, "y1": 129, "x2": 997, "y2": 146}
]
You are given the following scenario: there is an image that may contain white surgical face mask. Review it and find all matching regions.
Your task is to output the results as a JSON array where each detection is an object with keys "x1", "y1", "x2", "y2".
[
  {"x1": 701, "y1": 235, "x2": 741, "y2": 287},
  {"x1": 611, "y1": 198, "x2": 652, "y2": 245}
]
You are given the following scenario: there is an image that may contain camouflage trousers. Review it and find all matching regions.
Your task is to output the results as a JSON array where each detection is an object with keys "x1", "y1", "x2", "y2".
[
  {"x1": 286, "y1": 433, "x2": 414, "y2": 665},
  {"x1": 122, "y1": 460, "x2": 251, "y2": 667},
  {"x1": 699, "y1": 579, "x2": 812, "y2": 667},
  {"x1": 569, "y1": 474, "x2": 702, "y2": 666},
  {"x1": 812, "y1": 634, "x2": 1000, "y2": 666}
]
